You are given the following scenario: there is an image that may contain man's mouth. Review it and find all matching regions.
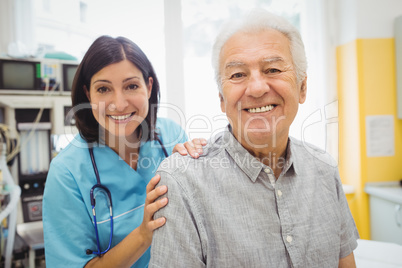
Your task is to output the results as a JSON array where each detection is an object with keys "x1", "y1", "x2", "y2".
[
  {"x1": 108, "y1": 112, "x2": 135, "y2": 121},
  {"x1": 247, "y1": 105, "x2": 276, "y2": 113}
]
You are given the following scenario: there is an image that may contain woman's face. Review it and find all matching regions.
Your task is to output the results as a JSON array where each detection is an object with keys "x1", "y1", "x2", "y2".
[{"x1": 86, "y1": 59, "x2": 153, "y2": 142}]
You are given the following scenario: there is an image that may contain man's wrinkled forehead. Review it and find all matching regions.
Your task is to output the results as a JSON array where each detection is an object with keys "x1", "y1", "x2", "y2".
[{"x1": 219, "y1": 29, "x2": 292, "y2": 70}]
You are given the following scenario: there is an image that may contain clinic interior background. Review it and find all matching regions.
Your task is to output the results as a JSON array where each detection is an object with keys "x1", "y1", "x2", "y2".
[
  {"x1": 2, "y1": 0, "x2": 402, "y2": 245},
  {"x1": 0, "y1": 0, "x2": 336, "y2": 160}
]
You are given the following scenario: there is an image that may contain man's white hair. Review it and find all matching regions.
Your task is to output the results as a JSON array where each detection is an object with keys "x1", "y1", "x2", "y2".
[{"x1": 212, "y1": 8, "x2": 307, "y2": 93}]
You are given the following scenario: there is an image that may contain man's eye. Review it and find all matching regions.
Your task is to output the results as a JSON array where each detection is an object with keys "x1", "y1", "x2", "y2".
[
  {"x1": 230, "y1": 73, "x2": 245, "y2": 79},
  {"x1": 127, "y1": 84, "x2": 138, "y2": 90},
  {"x1": 267, "y1": 68, "x2": 281, "y2": 74}
]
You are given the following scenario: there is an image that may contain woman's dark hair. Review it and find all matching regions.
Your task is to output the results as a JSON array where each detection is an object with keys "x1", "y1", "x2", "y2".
[{"x1": 72, "y1": 35, "x2": 160, "y2": 143}]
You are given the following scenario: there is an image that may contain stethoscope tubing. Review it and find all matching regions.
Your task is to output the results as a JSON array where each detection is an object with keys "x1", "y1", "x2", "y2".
[{"x1": 86, "y1": 137, "x2": 168, "y2": 255}]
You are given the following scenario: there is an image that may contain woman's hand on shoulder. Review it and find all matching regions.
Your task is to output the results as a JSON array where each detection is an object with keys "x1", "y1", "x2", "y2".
[
  {"x1": 139, "y1": 174, "x2": 167, "y2": 242},
  {"x1": 173, "y1": 138, "x2": 207, "y2": 159}
]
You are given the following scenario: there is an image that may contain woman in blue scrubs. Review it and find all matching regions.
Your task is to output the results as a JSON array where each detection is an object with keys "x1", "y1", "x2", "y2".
[{"x1": 43, "y1": 36, "x2": 203, "y2": 267}]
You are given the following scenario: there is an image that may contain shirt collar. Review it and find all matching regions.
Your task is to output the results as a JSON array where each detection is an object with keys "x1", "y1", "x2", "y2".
[
  {"x1": 283, "y1": 136, "x2": 298, "y2": 176},
  {"x1": 222, "y1": 126, "x2": 297, "y2": 182}
]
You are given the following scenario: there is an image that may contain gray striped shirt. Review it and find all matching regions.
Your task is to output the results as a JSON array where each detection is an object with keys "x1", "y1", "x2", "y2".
[{"x1": 150, "y1": 128, "x2": 359, "y2": 268}]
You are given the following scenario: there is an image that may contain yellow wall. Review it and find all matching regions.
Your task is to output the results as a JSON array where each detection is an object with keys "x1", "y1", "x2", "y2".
[{"x1": 337, "y1": 38, "x2": 402, "y2": 240}]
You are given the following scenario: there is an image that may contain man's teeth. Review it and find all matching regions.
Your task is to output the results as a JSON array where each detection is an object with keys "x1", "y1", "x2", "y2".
[
  {"x1": 109, "y1": 114, "x2": 132, "y2": 120},
  {"x1": 248, "y1": 105, "x2": 274, "y2": 113}
]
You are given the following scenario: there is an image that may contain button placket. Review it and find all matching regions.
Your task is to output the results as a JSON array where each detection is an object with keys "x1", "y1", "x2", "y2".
[{"x1": 277, "y1": 189, "x2": 283, "y2": 197}]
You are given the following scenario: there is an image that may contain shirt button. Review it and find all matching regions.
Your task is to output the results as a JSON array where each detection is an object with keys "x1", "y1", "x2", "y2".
[
  {"x1": 286, "y1": 235, "x2": 293, "y2": 243},
  {"x1": 277, "y1": 190, "x2": 283, "y2": 197},
  {"x1": 264, "y1": 168, "x2": 271, "y2": 174}
]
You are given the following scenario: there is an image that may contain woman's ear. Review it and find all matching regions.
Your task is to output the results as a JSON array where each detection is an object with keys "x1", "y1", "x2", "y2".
[
  {"x1": 147, "y1": 77, "x2": 154, "y2": 99},
  {"x1": 84, "y1": 85, "x2": 90, "y2": 101}
]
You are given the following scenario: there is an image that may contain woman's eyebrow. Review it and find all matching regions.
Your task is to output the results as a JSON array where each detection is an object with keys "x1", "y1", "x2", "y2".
[
  {"x1": 92, "y1": 76, "x2": 141, "y2": 85},
  {"x1": 123, "y1": 76, "x2": 141, "y2": 83},
  {"x1": 92, "y1": 79, "x2": 111, "y2": 85}
]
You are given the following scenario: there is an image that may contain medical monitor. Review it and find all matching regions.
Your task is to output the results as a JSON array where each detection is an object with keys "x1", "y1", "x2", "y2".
[
  {"x1": 0, "y1": 59, "x2": 42, "y2": 90},
  {"x1": 62, "y1": 64, "x2": 78, "y2": 92}
]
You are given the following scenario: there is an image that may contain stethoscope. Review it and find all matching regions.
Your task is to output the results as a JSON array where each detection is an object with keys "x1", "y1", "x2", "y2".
[{"x1": 86, "y1": 137, "x2": 168, "y2": 256}]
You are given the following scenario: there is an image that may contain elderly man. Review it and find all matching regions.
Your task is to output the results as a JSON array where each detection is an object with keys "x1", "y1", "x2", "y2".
[{"x1": 149, "y1": 9, "x2": 359, "y2": 268}]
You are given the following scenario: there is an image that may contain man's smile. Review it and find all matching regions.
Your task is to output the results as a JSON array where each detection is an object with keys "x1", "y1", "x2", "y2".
[{"x1": 245, "y1": 104, "x2": 277, "y2": 113}]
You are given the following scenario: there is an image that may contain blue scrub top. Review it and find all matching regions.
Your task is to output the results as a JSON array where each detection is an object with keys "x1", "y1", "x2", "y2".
[{"x1": 43, "y1": 118, "x2": 187, "y2": 267}]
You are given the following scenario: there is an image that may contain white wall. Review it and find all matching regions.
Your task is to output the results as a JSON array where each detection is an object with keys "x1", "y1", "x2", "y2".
[
  {"x1": 336, "y1": 0, "x2": 402, "y2": 45},
  {"x1": 0, "y1": 0, "x2": 35, "y2": 56},
  {"x1": 0, "y1": 0, "x2": 16, "y2": 55}
]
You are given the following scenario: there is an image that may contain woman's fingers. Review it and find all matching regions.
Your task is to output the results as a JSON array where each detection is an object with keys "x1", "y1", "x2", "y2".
[
  {"x1": 184, "y1": 138, "x2": 207, "y2": 158},
  {"x1": 199, "y1": 138, "x2": 208, "y2": 146},
  {"x1": 191, "y1": 138, "x2": 207, "y2": 153},
  {"x1": 140, "y1": 174, "x2": 168, "y2": 234},
  {"x1": 147, "y1": 216, "x2": 166, "y2": 231},
  {"x1": 183, "y1": 141, "x2": 199, "y2": 158},
  {"x1": 146, "y1": 174, "x2": 161, "y2": 194},
  {"x1": 146, "y1": 185, "x2": 167, "y2": 205},
  {"x1": 145, "y1": 196, "x2": 168, "y2": 216},
  {"x1": 144, "y1": 174, "x2": 168, "y2": 221},
  {"x1": 144, "y1": 195, "x2": 168, "y2": 231},
  {"x1": 172, "y1": 138, "x2": 208, "y2": 158},
  {"x1": 173, "y1": 143, "x2": 188, "y2": 155}
]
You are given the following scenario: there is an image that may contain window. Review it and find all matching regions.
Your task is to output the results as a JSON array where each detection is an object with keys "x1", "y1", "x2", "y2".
[
  {"x1": 42, "y1": 0, "x2": 51, "y2": 13},
  {"x1": 181, "y1": 0, "x2": 303, "y2": 140},
  {"x1": 79, "y1": 1, "x2": 87, "y2": 23},
  {"x1": 17, "y1": 0, "x2": 335, "y2": 158}
]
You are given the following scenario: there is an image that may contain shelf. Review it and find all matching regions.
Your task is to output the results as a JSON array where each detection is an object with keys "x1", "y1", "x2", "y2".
[{"x1": 0, "y1": 89, "x2": 71, "y2": 96}]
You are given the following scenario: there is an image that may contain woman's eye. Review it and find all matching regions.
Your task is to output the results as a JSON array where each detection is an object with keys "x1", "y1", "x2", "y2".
[
  {"x1": 97, "y1": 86, "x2": 109, "y2": 93},
  {"x1": 230, "y1": 73, "x2": 245, "y2": 79},
  {"x1": 127, "y1": 84, "x2": 138, "y2": 90}
]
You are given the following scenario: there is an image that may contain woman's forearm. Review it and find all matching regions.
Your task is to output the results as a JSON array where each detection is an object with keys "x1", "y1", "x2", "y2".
[{"x1": 84, "y1": 226, "x2": 150, "y2": 268}]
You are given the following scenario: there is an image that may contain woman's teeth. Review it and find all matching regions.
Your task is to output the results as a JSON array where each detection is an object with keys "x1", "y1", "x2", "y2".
[
  {"x1": 109, "y1": 113, "x2": 132, "y2": 120},
  {"x1": 248, "y1": 105, "x2": 275, "y2": 113}
]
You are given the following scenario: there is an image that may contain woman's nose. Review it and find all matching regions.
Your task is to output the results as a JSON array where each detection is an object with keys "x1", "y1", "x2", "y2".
[
  {"x1": 246, "y1": 72, "x2": 270, "y2": 98},
  {"x1": 109, "y1": 91, "x2": 128, "y2": 112}
]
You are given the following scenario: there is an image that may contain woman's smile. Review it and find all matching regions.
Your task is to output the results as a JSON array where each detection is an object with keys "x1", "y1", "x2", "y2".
[{"x1": 108, "y1": 112, "x2": 136, "y2": 123}]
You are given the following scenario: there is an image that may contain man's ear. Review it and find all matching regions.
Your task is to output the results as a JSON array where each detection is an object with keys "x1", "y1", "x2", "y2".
[
  {"x1": 219, "y1": 93, "x2": 225, "y2": 113},
  {"x1": 84, "y1": 85, "x2": 90, "y2": 101},
  {"x1": 299, "y1": 77, "x2": 307, "y2": 104}
]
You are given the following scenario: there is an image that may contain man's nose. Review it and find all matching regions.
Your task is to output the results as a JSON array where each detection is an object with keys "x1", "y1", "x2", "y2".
[{"x1": 246, "y1": 71, "x2": 270, "y2": 98}]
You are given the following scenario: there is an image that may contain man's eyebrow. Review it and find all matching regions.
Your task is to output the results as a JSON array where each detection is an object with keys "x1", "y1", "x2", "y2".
[
  {"x1": 225, "y1": 61, "x2": 245, "y2": 69},
  {"x1": 225, "y1": 57, "x2": 285, "y2": 69},
  {"x1": 262, "y1": 57, "x2": 284, "y2": 63}
]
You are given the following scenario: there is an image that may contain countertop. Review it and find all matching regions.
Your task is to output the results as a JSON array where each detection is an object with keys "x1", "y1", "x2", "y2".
[
  {"x1": 365, "y1": 181, "x2": 402, "y2": 205},
  {"x1": 354, "y1": 239, "x2": 402, "y2": 268}
]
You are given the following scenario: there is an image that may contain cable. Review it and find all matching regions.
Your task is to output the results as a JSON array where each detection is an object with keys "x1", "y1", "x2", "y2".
[{"x1": 0, "y1": 78, "x2": 60, "y2": 163}]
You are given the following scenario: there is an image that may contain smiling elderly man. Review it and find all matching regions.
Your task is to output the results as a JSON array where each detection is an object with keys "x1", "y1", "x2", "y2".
[{"x1": 149, "y1": 9, "x2": 359, "y2": 268}]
